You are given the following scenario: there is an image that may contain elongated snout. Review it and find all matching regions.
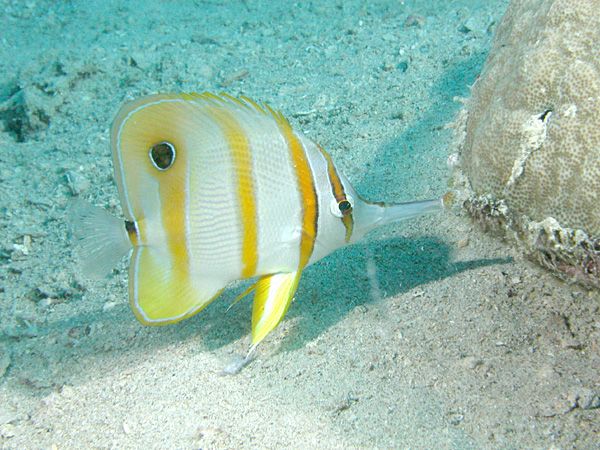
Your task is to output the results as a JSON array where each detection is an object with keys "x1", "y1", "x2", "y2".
[{"x1": 351, "y1": 197, "x2": 443, "y2": 242}]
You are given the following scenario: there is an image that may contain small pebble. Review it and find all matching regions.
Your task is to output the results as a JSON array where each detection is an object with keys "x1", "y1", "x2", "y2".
[
  {"x1": 459, "y1": 16, "x2": 484, "y2": 34},
  {"x1": 11, "y1": 235, "x2": 31, "y2": 259},
  {"x1": 561, "y1": 337, "x2": 583, "y2": 350},
  {"x1": 577, "y1": 389, "x2": 600, "y2": 410},
  {"x1": 397, "y1": 61, "x2": 409, "y2": 72},
  {"x1": 448, "y1": 412, "x2": 464, "y2": 426},
  {"x1": 65, "y1": 170, "x2": 90, "y2": 196},
  {"x1": 460, "y1": 356, "x2": 483, "y2": 370},
  {"x1": 103, "y1": 301, "x2": 117, "y2": 312},
  {"x1": 129, "y1": 51, "x2": 153, "y2": 70},
  {"x1": 404, "y1": 14, "x2": 425, "y2": 28},
  {"x1": 457, "y1": 238, "x2": 470, "y2": 248},
  {"x1": 38, "y1": 298, "x2": 55, "y2": 308},
  {"x1": 0, "y1": 423, "x2": 15, "y2": 438},
  {"x1": 36, "y1": 284, "x2": 58, "y2": 299},
  {"x1": 0, "y1": 344, "x2": 10, "y2": 378},
  {"x1": 219, "y1": 69, "x2": 249, "y2": 87}
]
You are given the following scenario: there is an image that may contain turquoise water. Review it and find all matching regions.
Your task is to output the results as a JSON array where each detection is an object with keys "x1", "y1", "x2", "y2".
[{"x1": 8, "y1": 1, "x2": 582, "y2": 448}]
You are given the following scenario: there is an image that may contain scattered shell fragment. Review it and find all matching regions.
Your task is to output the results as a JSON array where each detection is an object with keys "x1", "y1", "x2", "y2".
[
  {"x1": 219, "y1": 69, "x2": 249, "y2": 87},
  {"x1": 457, "y1": 238, "x2": 470, "y2": 248},
  {"x1": 404, "y1": 14, "x2": 425, "y2": 28},
  {"x1": 65, "y1": 170, "x2": 90, "y2": 195}
]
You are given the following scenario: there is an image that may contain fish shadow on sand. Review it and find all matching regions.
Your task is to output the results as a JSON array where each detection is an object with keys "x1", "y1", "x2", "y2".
[
  {"x1": 283, "y1": 235, "x2": 512, "y2": 351},
  {"x1": 198, "y1": 235, "x2": 512, "y2": 352}
]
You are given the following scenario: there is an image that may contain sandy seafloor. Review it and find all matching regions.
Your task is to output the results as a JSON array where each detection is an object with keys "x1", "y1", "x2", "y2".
[{"x1": 0, "y1": 0, "x2": 599, "y2": 448}]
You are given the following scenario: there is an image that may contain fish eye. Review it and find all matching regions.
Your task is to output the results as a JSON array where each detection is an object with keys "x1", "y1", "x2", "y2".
[
  {"x1": 149, "y1": 141, "x2": 176, "y2": 171},
  {"x1": 338, "y1": 200, "x2": 353, "y2": 216},
  {"x1": 330, "y1": 196, "x2": 353, "y2": 218}
]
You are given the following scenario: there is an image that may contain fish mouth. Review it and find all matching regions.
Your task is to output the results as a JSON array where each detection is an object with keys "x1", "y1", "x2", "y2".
[
  {"x1": 379, "y1": 198, "x2": 443, "y2": 227},
  {"x1": 352, "y1": 198, "x2": 443, "y2": 242}
]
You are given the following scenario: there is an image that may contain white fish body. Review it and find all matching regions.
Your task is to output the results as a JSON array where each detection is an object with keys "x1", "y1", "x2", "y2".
[{"x1": 75, "y1": 93, "x2": 442, "y2": 349}]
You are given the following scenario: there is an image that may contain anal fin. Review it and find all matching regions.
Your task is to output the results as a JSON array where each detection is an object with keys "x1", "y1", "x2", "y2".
[
  {"x1": 130, "y1": 246, "x2": 223, "y2": 325},
  {"x1": 251, "y1": 271, "x2": 301, "y2": 348}
]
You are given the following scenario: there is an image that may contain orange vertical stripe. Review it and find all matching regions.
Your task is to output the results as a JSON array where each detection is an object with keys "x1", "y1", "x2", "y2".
[
  {"x1": 275, "y1": 113, "x2": 318, "y2": 268},
  {"x1": 157, "y1": 137, "x2": 189, "y2": 286},
  {"x1": 210, "y1": 106, "x2": 259, "y2": 278},
  {"x1": 318, "y1": 145, "x2": 354, "y2": 243}
]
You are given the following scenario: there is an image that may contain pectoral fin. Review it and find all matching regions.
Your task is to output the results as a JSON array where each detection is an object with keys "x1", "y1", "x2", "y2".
[{"x1": 251, "y1": 271, "x2": 301, "y2": 347}]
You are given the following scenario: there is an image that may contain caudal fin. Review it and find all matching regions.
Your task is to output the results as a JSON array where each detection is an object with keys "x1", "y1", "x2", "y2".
[{"x1": 68, "y1": 199, "x2": 132, "y2": 279}]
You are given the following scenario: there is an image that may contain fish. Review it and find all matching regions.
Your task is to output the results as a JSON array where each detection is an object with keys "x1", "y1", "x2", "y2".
[{"x1": 72, "y1": 92, "x2": 442, "y2": 351}]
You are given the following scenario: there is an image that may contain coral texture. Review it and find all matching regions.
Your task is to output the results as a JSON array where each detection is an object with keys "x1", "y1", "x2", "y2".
[{"x1": 452, "y1": 0, "x2": 600, "y2": 288}]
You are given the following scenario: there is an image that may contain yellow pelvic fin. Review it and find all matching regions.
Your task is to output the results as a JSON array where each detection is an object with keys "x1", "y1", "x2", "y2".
[
  {"x1": 251, "y1": 271, "x2": 301, "y2": 347},
  {"x1": 130, "y1": 246, "x2": 223, "y2": 325}
]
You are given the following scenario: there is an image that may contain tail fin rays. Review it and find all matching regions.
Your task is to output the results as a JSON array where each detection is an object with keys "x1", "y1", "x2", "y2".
[{"x1": 68, "y1": 199, "x2": 131, "y2": 279}]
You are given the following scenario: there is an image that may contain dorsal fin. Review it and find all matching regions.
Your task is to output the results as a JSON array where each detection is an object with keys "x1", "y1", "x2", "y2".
[{"x1": 178, "y1": 92, "x2": 291, "y2": 127}]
